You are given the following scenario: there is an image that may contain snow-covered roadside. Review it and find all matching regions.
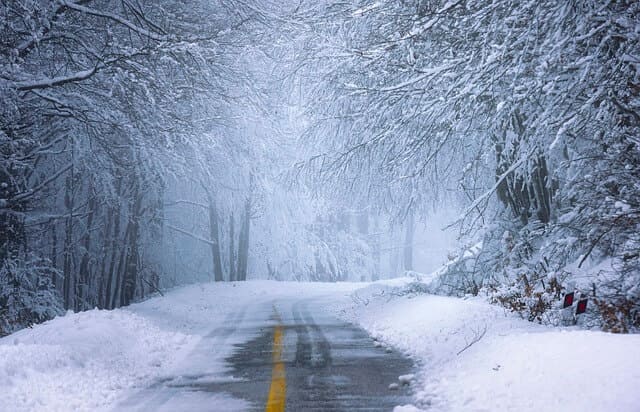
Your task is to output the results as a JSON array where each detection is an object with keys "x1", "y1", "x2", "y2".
[
  {"x1": 0, "y1": 282, "x2": 251, "y2": 412},
  {"x1": 335, "y1": 282, "x2": 640, "y2": 412},
  {"x1": 3, "y1": 279, "x2": 638, "y2": 412},
  {"x1": 0, "y1": 309, "x2": 195, "y2": 412},
  {"x1": 0, "y1": 281, "x2": 360, "y2": 412}
]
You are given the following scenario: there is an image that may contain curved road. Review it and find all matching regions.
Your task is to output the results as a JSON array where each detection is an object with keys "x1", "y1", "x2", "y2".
[{"x1": 118, "y1": 298, "x2": 414, "y2": 411}]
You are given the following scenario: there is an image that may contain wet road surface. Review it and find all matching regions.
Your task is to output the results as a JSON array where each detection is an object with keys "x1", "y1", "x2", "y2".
[{"x1": 117, "y1": 298, "x2": 414, "y2": 411}]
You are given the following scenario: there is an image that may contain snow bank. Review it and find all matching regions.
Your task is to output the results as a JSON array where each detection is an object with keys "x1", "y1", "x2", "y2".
[
  {"x1": 0, "y1": 309, "x2": 195, "y2": 412},
  {"x1": 338, "y1": 285, "x2": 640, "y2": 412},
  {"x1": 429, "y1": 330, "x2": 640, "y2": 412}
]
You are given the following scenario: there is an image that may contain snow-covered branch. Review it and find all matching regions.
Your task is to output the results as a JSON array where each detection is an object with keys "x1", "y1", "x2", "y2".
[
  {"x1": 166, "y1": 225, "x2": 216, "y2": 246},
  {"x1": 59, "y1": 0, "x2": 169, "y2": 41}
]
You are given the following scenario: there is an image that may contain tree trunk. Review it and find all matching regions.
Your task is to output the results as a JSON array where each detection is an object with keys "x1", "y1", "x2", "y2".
[
  {"x1": 98, "y1": 207, "x2": 114, "y2": 309},
  {"x1": 50, "y1": 218, "x2": 58, "y2": 288},
  {"x1": 62, "y1": 172, "x2": 74, "y2": 310},
  {"x1": 121, "y1": 182, "x2": 141, "y2": 306},
  {"x1": 104, "y1": 204, "x2": 121, "y2": 310},
  {"x1": 111, "y1": 223, "x2": 130, "y2": 309},
  {"x1": 371, "y1": 214, "x2": 381, "y2": 281},
  {"x1": 237, "y1": 198, "x2": 251, "y2": 281},
  {"x1": 207, "y1": 192, "x2": 224, "y2": 282},
  {"x1": 229, "y1": 213, "x2": 236, "y2": 281},
  {"x1": 403, "y1": 210, "x2": 414, "y2": 272},
  {"x1": 76, "y1": 188, "x2": 95, "y2": 311}
]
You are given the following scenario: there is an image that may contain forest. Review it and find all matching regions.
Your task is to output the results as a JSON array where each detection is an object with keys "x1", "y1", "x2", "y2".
[{"x1": 1, "y1": 0, "x2": 638, "y2": 336}]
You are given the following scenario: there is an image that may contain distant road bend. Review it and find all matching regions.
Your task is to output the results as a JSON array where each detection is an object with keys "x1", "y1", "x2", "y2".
[{"x1": 118, "y1": 298, "x2": 414, "y2": 411}]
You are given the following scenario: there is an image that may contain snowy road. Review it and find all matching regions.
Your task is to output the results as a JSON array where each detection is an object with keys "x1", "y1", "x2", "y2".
[
  {"x1": 4, "y1": 280, "x2": 638, "y2": 412},
  {"x1": 116, "y1": 296, "x2": 413, "y2": 411}
]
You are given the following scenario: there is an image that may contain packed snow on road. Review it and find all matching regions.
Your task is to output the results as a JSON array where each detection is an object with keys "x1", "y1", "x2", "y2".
[{"x1": 2, "y1": 279, "x2": 639, "y2": 412}]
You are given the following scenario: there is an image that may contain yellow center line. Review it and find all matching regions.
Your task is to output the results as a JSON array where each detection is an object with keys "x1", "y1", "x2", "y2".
[{"x1": 265, "y1": 311, "x2": 286, "y2": 412}]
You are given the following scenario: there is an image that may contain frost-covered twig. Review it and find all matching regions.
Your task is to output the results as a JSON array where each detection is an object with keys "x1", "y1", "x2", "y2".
[
  {"x1": 141, "y1": 277, "x2": 165, "y2": 297},
  {"x1": 457, "y1": 324, "x2": 487, "y2": 356}
]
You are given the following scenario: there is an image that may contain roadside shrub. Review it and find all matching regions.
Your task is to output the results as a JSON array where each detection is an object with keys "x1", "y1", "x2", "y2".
[{"x1": 0, "y1": 257, "x2": 62, "y2": 336}]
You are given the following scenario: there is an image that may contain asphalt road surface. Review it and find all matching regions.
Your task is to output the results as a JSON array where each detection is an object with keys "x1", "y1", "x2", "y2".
[{"x1": 118, "y1": 298, "x2": 414, "y2": 411}]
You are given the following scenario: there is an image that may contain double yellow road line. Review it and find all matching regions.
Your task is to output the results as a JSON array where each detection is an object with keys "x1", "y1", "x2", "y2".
[{"x1": 265, "y1": 311, "x2": 286, "y2": 412}]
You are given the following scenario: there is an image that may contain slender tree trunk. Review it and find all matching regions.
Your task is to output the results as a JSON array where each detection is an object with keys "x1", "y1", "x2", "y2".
[
  {"x1": 77, "y1": 188, "x2": 95, "y2": 311},
  {"x1": 152, "y1": 184, "x2": 164, "y2": 292},
  {"x1": 403, "y1": 210, "x2": 414, "y2": 272},
  {"x1": 371, "y1": 214, "x2": 381, "y2": 281},
  {"x1": 237, "y1": 197, "x2": 251, "y2": 281},
  {"x1": 111, "y1": 223, "x2": 130, "y2": 309},
  {"x1": 390, "y1": 231, "x2": 400, "y2": 277},
  {"x1": 229, "y1": 213, "x2": 236, "y2": 282},
  {"x1": 121, "y1": 182, "x2": 141, "y2": 306},
  {"x1": 104, "y1": 205, "x2": 121, "y2": 310},
  {"x1": 532, "y1": 154, "x2": 552, "y2": 223},
  {"x1": 98, "y1": 207, "x2": 114, "y2": 309},
  {"x1": 50, "y1": 218, "x2": 58, "y2": 288},
  {"x1": 62, "y1": 172, "x2": 74, "y2": 310},
  {"x1": 206, "y1": 192, "x2": 224, "y2": 282}
]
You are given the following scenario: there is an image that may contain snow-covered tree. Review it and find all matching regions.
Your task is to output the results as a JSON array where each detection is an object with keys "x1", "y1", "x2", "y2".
[{"x1": 297, "y1": 0, "x2": 640, "y2": 330}]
